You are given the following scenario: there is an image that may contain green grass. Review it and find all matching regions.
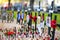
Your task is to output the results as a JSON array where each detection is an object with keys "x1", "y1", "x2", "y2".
[
  {"x1": 7, "y1": 11, "x2": 60, "y2": 24},
  {"x1": 44, "y1": 13, "x2": 60, "y2": 24},
  {"x1": 32, "y1": 11, "x2": 60, "y2": 24},
  {"x1": 14, "y1": 11, "x2": 17, "y2": 19}
]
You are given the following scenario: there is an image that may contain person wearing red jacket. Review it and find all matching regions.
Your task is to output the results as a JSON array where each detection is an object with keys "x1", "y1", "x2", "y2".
[
  {"x1": 33, "y1": 12, "x2": 37, "y2": 31},
  {"x1": 51, "y1": 15, "x2": 57, "y2": 40},
  {"x1": 28, "y1": 13, "x2": 33, "y2": 27},
  {"x1": 51, "y1": 20, "x2": 56, "y2": 29},
  {"x1": 46, "y1": 14, "x2": 51, "y2": 36},
  {"x1": 32, "y1": 12, "x2": 37, "y2": 38},
  {"x1": 29, "y1": 13, "x2": 33, "y2": 20}
]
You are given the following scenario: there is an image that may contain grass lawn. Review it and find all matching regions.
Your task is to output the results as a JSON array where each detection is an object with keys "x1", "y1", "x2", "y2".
[
  {"x1": 44, "y1": 13, "x2": 60, "y2": 24},
  {"x1": 32, "y1": 11, "x2": 60, "y2": 24}
]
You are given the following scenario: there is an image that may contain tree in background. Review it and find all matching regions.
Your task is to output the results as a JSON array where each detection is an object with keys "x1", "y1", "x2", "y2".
[
  {"x1": 8, "y1": 0, "x2": 11, "y2": 10},
  {"x1": 30, "y1": 0, "x2": 34, "y2": 11}
]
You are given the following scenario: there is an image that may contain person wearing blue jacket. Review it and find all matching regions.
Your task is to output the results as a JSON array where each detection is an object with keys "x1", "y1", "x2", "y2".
[{"x1": 17, "y1": 12, "x2": 20, "y2": 24}]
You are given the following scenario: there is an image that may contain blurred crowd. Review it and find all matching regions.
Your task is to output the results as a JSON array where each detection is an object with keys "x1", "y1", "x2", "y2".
[{"x1": 0, "y1": 8, "x2": 60, "y2": 40}]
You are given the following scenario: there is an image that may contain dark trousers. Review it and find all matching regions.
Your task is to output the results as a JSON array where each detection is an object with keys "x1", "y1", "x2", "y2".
[
  {"x1": 18, "y1": 20, "x2": 20, "y2": 24},
  {"x1": 51, "y1": 28, "x2": 55, "y2": 40},
  {"x1": 28, "y1": 19, "x2": 32, "y2": 32},
  {"x1": 48, "y1": 27, "x2": 51, "y2": 35},
  {"x1": 17, "y1": 17, "x2": 20, "y2": 24},
  {"x1": 28, "y1": 19, "x2": 32, "y2": 26},
  {"x1": 17, "y1": 19, "x2": 20, "y2": 24}
]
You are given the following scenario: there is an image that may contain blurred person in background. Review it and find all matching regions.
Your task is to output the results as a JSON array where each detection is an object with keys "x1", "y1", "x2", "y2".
[
  {"x1": 46, "y1": 14, "x2": 51, "y2": 36},
  {"x1": 17, "y1": 11, "x2": 20, "y2": 24},
  {"x1": 37, "y1": 14, "x2": 41, "y2": 30},
  {"x1": 28, "y1": 12, "x2": 33, "y2": 27},
  {"x1": 7, "y1": 13, "x2": 9, "y2": 23},
  {"x1": 24, "y1": 10, "x2": 27, "y2": 25},
  {"x1": 51, "y1": 15, "x2": 57, "y2": 40},
  {"x1": 26, "y1": 13, "x2": 29, "y2": 26},
  {"x1": 1, "y1": 9, "x2": 7, "y2": 23},
  {"x1": 21, "y1": 11, "x2": 24, "y2": 24},
  {"x1": 11, "y1": 10, "x2": 14, "y2": 22},
  {"x1": 40, "y1": 19, "x2": 44, "y2": 36},
  {"x1": 9, "y1": 12, "x2": 12, "y2": 23},
  {"x1": 37, "y1": 14, "x2": 41, "y2": 25}
]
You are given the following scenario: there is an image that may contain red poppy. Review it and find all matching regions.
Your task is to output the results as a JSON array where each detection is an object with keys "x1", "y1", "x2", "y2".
[
  {"x1": 55, "y1": 38, "x2": 58, "y2": 40},
  {"x1": 7, "y1": 31, "x2": 14, "y2": 36},
  {"x1": 30, "y1": 31, "x2": 32, "y2": 34},
  {"x1": 18, "y1": 32, "x2": 20, "y2": 34},
  {"x1": 24, "y1": 32, "x2": 26, "y2": 35},
  {"x1": 35, "y1": 32, "x2": 38, "y2": 34}
]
